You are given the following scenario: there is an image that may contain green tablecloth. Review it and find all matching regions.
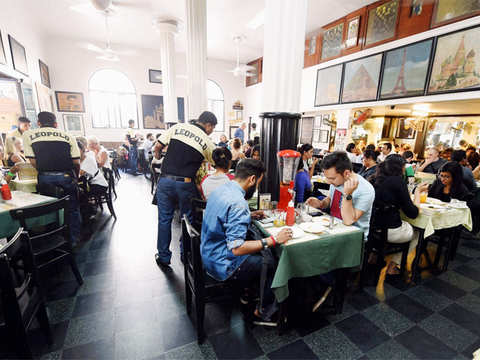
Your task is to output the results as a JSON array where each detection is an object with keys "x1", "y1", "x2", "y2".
[
  {"x1": 0, "y1": 191, "x2": 59, "y2": 238},
  {"x1": 253, "y1": 221, "x2": 364, "y2": 303},
  {"x1": 401, "y1": 205, "x2": 472, "y2": 238}
]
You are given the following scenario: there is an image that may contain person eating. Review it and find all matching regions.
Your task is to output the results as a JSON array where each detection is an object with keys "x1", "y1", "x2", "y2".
[
  {"x1": 358, "y1": 149, "x2": 377, "y2": 180},
  {"x1": 306, "y1": 151, "x2": 375, "y2": 239}
]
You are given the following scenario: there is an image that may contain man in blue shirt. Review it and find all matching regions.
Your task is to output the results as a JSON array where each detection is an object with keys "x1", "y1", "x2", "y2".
[
  {"x1": 307, "y1": 151, "x2": 374, "y2": 239},
  {"x1": 201, "y1": 159, "x2": 291, "y2": 326},
  {"x1": 233, "y1": 123, "x2": 246, "y2": 143}
]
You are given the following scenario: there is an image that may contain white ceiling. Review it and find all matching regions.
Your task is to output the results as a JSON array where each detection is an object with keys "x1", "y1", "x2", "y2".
[{"x1": 25, "y1": 0, "x2": 375, "y2": 63}]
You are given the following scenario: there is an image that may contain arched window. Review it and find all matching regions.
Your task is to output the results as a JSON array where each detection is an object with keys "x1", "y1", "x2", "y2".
[
  {"x1": 89, "y1": 69, "x2": 137, "y2": 128},
  {"x1": 207, "y1": 79, "x2": 224, "y2": 132}
]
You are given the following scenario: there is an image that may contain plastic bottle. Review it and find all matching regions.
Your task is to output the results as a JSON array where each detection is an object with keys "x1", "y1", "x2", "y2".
[
  {"x1": 286, "y1": 199, "x2": 295, "y2": 226},
  {"x1": 1, "y1": 182, "x2": 12, "y2": 200}
]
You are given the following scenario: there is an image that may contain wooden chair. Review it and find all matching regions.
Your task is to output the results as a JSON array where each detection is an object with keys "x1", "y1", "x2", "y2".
[
  {"x1": 182, "y1": 216, "x2": 235, "y2": 344},
  {"x1": 0, "y1": 228, "x2": 52, "y2": 358},
  {"x1": 191, "y1": 198, "x2": 207, "y2": 232},
  {"x1": 10, "y1": 196, "x2": 84, "y2": 287},
  {"x1": 86, "y1": 168, "x2": 117, "y2": 219}
]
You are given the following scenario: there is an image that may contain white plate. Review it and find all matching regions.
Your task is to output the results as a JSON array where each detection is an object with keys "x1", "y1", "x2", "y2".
[{"x1": 299, "y1": 222, "x2": 327, "y2": 234}]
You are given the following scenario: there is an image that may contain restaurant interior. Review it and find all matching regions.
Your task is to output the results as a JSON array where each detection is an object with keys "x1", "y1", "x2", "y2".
[{"x1": 2, "y1": 0, "x2": 480, "y2": 359}]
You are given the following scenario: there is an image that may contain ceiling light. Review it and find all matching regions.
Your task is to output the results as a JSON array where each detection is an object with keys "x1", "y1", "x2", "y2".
[{"x1": 246, "y1": 9, "x2": 264, "y2": 30}]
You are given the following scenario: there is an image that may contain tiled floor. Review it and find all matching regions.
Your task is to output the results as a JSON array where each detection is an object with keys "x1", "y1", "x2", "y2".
[{"x1": 13, "y1": 174, "x2": 480, "y2": 359}]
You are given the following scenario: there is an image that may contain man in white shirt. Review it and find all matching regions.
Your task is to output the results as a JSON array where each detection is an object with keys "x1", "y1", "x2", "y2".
[
  {"x1": 377, "y1": 142, "x2": 393, "y2": 162},
  {"x1": 143, "y1": 133, "x2": 155, "y2": 160}
]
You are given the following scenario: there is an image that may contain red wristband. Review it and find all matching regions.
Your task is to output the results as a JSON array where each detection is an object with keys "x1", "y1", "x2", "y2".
[{"x1": 270, "y1": 235, "x2": 276, "y2": 247}]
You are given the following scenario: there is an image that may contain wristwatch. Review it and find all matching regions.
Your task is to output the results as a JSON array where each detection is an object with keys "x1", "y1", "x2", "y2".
[
  {"x1": 261, "y1": 238, "x2": 269, "y2": 250},
  {"x1": 344, "y1": 194, "x2": 353, "y2": 201}
]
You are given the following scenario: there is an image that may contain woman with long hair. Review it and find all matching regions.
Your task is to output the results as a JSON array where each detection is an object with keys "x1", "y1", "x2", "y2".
[
  {"x1": 200, "y1": 147, "x2": 234, "y2": 200},
  {"x1": 371, "y1": 154, "x2": 428, "y2": 275},
  {"x1": 298, "y1": 143, "x2": 318, "y2": 178},
  {"x1": 428, "y1": 161, "x2": 472, "y2": 202}
]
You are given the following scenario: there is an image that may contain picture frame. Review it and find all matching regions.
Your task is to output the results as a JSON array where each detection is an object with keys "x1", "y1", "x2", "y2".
[
  {"x1": 341, "y1": 53, "x2": 383, "y2": 103},
  {"x1": 148, "y1": 69, "x2": 162, "y2": 84},
  {"x1": 380, "y1": 38, "x2": 433, "y2": 99},
  {"x1": 63, "y1": 114, "x2": 84, "y2": 135},
  {"x1": 21, "y1": 83, "x2": 35, "y2": 112},
  {"x1": 313, "y1": 129, "x2": 321, "y2": 143},
  {"x1": 365, "y1": 0, "x2": 400, "y2": 48},
  {"x1": 142, "y1": 95, "x2": 186, "y2": 129},
  {"x1": 314, "y1": 64, "x2": 343, "y2": 106},
  {"x1": 382, "y1": 117, "x2": 392, "y2": 138},
  {"x1": 0, "y1": 31, "x2": 6, "y2": 65},
  {"x1": 396, "y1": 117, "x2": 416, "y2": 139},
  {"x1": 428, "y1": 25, "x2": 480, "y2": 95},
  {"x1": 55, "y1": 91, "x2": 85, "y2": 112},
  {"x1": 320, "y1": 130, "x2": 330, "y2": 143},
  {"x1": 314, "y1": 117, "x2": 322, "y2": 128},
  {"x1": 432, "y1": 0, "x2": 480, "y2": 28},
  {"x1": 229, "y1": 126, "x2": 239, "y2": 139},
  {"x1": 345, "y1": 16, "x2": 360, "y2": 49},
  {"x1": 38, "y1": 60, "x2": 51, "y2": 88},
  {"x1": 321, "y1": 22, "x2": 344, "y2": 60},
  {"x1": 35, "y1": 82, "x2": 53, "y2": 113},
  {"x1": 8, "y1": 35, "x2": 28, "y2": 76}
]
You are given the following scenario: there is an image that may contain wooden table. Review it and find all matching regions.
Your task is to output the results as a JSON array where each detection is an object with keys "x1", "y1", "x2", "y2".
[{"x1": 0, "y1": 191, "x2": 58, "y2": 238}]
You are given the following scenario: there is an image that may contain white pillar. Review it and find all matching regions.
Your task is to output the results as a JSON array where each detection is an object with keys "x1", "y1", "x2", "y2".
[
  {"x1": 185, "y1": 0, "x2": 207, "y2": 120},
  {"x1": 262, "y1": 0, "x2": 308, "y2": 113},
  {"x1": 154, "y1": 19, "x2": 179, "y2": 125}
]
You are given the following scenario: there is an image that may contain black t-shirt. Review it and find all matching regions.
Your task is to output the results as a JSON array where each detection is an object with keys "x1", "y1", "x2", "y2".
[
  {"x1": 158, "y1": 122, "x2": 214, "y2": 179},
  {"x1": 24, "y1": 127, "x2": 80, "y2": 172},
  {"x1": 423, "y1": 158, "x2": 447, "y2": 174}
]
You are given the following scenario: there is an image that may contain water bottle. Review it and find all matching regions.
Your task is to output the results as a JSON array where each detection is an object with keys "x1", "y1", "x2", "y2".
[
  {"x1": 1, "y1": 182, "x2": 12, "y2": 200},
  {"x1": 286, "y1": 199, "x2": 295, "y2": 227}
]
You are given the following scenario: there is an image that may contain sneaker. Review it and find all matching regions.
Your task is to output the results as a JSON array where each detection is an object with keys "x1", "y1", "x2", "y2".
[
  {"x1": 252, "y1": 314, "x2": 277, "y2": 327},
  {"x1": 312, "y1": 286, "x2": 332, "y2": 313},
  {"x1": 155, "y1": 253, "x2": 171, "y2": 268}
]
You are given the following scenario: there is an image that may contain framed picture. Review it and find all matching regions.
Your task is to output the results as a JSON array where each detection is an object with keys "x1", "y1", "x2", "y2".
[
  {"x1": 39, "y1": 60, "x2": 51, "y2": 88},
  {"x1": 320, "y1": 130, "x2": 330, "y2": 143},
  {"x1": 396, "y1": 118, "x2": 416, "y2": 139},
  {"x1": 345, "y1": 17, "x2": 360, "y2": 49},
  {"x1": 380, "y1": 39, "x2": 433, "y2": 99},
  {"x1": 149, "y1": 69, "x2": 162, "y2": 84},
  {"x1": 229, "y1": 126, "x2": 239, "y2": 139},
  {"x1": 300, "y1": 117, "x2": 314, "y2": 144},
  {"x1": 322, "y1": 114, "x2": 332, "y2": 126},
  {"x1": 0, "y1": 31, "x2": 6, "y2": 65},
  {"x1": 8, "y1": 35, "x2": 28, "y2": 76},
  {"x1": 35, "y1": 82, "x2": 53, "y2": 112},
  {"x1": 314, "y1": 116, "x2": 322, "y2": 128},
  {"x1": 246, "y1": 58, "x2": 262, "y2": 86},
  {"x1": 313, "y1": 129, "x2": 321, "y2": 143},
  {"x1": 432, "y1": 0, "x2": 480, "y2": 27},
  {"x1": 21, "y1": 83, "x2": 35, "y2": 111},
  {"x1": 142, "y1": 95, "x2": 164, "y2": 129},
  {"x1": 63, "y1": 114, "x2": 84, "y2": 135},
  {"x1": 428, "y1": 26, "x2": 480, "y2": 95},
  {"x1": 55, "y1": 91, "x2": 85, "y2": 112},
  {"x1": 321, "y1": 22, "x2": 344, "y2": 60},
  {"x1": 365, "y1": 0, "x2": 400, "y2": 47},
  {"x1": 382, "y1": 117, "x2": 391, "y2": 138},
  {"x1": 341, "y1": 53, "x2": 383, "y2": 103},
  {"x1": 314, "y1": 64, "x2": 343, "y2": 106}
]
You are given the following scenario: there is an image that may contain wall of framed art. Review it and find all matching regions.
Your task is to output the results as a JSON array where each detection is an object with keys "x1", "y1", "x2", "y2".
[{"x1": 341, "y1": 53, "x2": 383, "y2": 103}]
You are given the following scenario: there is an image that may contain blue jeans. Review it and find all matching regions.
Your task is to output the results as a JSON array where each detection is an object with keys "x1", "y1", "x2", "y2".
[
  {"x1": 230, "y1": 252, "x2": 278, "y2": 320},
  {"x1": 156, "y1": 177, "x2": 198, "y2": 263},
  {"x1": 128, "y1": 146, "x2": 138, "y2": 173},
  {"x1": 37, "y1": 173, "x2": 82, "y2": 245}
]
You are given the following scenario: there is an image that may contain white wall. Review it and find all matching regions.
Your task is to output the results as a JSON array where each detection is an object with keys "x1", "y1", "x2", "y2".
[
  {"x1": 44, "y1": 37, "x2": 245, "y2": 142},
  {"x1": 0, "y1": 0, "x2": 48, "y2": 102},
  {"x1": 244, "y1": 15, "x2": 480, "y2": 119}
]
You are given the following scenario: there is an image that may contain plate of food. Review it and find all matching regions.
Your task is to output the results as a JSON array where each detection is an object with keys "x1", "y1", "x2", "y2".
[{"x1": 299, "y1": 222, "x2": 326, "y2": 234}]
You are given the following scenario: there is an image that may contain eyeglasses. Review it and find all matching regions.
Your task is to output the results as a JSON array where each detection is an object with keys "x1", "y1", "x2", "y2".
[{"x1": 439, "y1": 174, "x2": 451, "y2": 179}]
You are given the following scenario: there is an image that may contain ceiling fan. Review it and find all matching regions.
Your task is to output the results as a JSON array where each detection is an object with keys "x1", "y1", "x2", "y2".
[
  {"x1": 228, "y1": 36, "x2": 256, "y2": 78},
  {"x1": 69, "y1": 0, "x2": 150, "y2": 16},
  {"x1": 79, "y1": 13, "x2": 136, "y2": 61}
]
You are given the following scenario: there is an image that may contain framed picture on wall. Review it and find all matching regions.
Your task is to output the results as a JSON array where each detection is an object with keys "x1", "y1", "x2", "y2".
[
  {"x1": 380, "y1": 38, "x2": 433, "y2": 99},
  {"x1": 21, "y1": 83, "x2": 35, "y2": 111},
  {"x1": 428, "y1": 26, "x2": 480, "y2": 95},
  {"x1": 345, "y1": 16, "x2": 360, "y2": 49},
  {"x1": 0, "y1": 31, "x2": 6, "y2": 65},
  {"x1": 382, "y1": 117, "x2": 391, "y2": 138},
  {"x1": 55, "y1": 91, "x2": 85, "y2": 112},
  {"x1": 39, "y1": 60, "x2": 51, "y2": 88},
  {"x1": 149, "y1": 69, "x2": 162, "y2": 84},
  {"x1": 8, "y1": 35, "x2": 28, "y2": 76},
  {"x1": 341, "y1": 53, "x2": 382, "y2": 103},
  {"x1": 36, "y1": 82, "x2": 53, "y2": 112},
  {"x1": 320, "y1": 130, "x2": 330, "y2": 143},
  {"x1": 432, "y1": 0, "x2": 480, "y2": 27},
  {"x1": 396, "y1": 118, "x2": 416, "y2": 139},
  {"x1": 321, "y1": 22, "x2": 344, "y2": 60},
  {"x1": 365, "y1": 0, "x2": 400, "y2": 47},
  {"x1": 313, "y1": 129, "x2": 321, "y2": 143},
  {"x1": 314, "y1": 64, "x2": 343, "y2": 106},
  {"x1": 63, "y1": 114, "x2": 84, "y2": 135},
  {"x1": 229, "y1": 126, "x2": 239, "y2": 139}
]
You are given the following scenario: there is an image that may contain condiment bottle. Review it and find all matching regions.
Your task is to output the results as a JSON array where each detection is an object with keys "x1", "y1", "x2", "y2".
[
  {"x1": 1, "y1": 182, "x2": 12, "y2": 201},
  {"x1": 286, "y1": 199, "x2": 295, "y2": 226}
]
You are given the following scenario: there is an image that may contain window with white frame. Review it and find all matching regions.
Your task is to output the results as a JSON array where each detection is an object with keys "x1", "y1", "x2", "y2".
[
  {"x1": 207, "y1": 79, "x2": 224, "y2": 132},
  {"x1": 89, "y1": 69, "x2": 137, "y2": 128}
]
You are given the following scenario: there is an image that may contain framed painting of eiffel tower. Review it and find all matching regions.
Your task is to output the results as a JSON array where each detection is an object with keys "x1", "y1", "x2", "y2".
[{"x1": 380, "y1": 38, "x2": 433, "y2": 99}]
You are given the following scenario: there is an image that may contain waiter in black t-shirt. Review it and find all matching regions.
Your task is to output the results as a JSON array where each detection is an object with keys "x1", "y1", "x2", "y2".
[
  {"x1": 23, "y1": 111, "x2": 82, "y2": 245},
  {"x1": 153, "y1": 111, "x2": 217, "y2": 267}
]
